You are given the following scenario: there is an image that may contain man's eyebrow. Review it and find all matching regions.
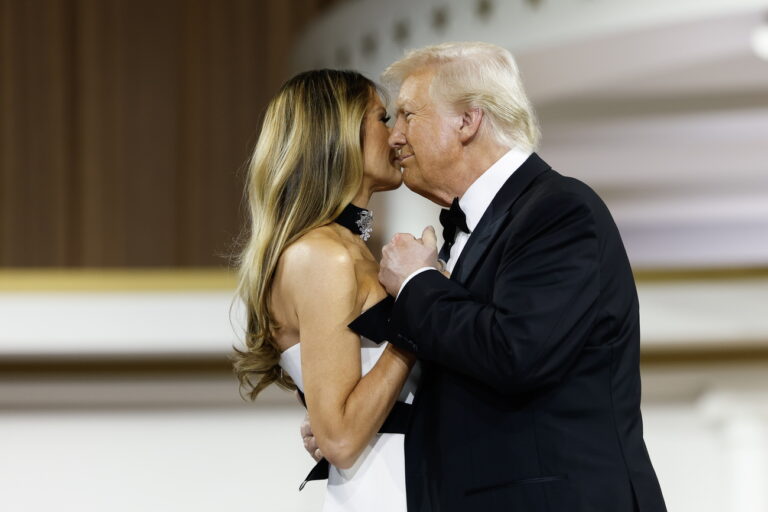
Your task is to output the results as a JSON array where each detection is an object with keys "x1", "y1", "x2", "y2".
[{"x1": 394, "y1": 100, "x2": 410, "y2": 112}]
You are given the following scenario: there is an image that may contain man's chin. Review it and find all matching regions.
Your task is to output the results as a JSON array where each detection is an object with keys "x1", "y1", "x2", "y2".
[
  {"x1": 402, "y1": 174, "x2": 432, "y2": 201},
  {"x1": 402, "y1": 173, "x2": 451, "y2": 206}
]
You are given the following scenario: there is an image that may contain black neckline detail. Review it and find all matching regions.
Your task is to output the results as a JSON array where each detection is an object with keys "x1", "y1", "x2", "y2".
[{"x1": 333, "y1": 203, "x2": 374, "y2": 241}]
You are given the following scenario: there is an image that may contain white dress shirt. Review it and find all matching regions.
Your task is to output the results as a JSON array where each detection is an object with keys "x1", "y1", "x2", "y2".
[{"x1": 397, "y1": 147, "x2": 533, "y2": 298}]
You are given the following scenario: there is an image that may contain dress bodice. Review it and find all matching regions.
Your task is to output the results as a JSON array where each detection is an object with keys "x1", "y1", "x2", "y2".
[
  {"x1": 279, "y1": 296, "x2": 419, "y2": 404},
  {"x1": 280, "y1": 336, "x2": 419, "y2": 404}
]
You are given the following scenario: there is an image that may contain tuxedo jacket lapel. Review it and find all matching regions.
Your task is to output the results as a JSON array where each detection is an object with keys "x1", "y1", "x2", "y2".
[
  {"x1": 452, "y1": 153, "x2": 550, "y2": 284},
  {"x1": 452, "y1": 213, "x2": 509, "y2": 285}
]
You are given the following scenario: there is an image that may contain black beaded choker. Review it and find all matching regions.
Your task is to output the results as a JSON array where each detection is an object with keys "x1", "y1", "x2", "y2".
[{"x1": 333, "y1": 203, "x2": 374, "y2": 241}]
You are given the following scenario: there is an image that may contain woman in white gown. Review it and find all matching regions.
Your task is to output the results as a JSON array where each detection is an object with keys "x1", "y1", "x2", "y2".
[{"x1": 232, "y1": 69, "x2": 420, "y2": 511}]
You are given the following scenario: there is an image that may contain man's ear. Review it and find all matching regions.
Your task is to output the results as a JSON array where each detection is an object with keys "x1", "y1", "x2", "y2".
[{"x1": 458, "y1": 107, "x2": 483, "y2": 144}]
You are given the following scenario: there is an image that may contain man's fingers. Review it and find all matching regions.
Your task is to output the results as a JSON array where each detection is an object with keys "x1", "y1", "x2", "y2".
[
  {"x1": 304, "y1": 436, "x2": 322, "y2": 461},
  {"x1": 393, "y1": 232, "x2": 415, "y2": 244},
  {"x1": 303, "y1": 434, "x2": 317, "y2": 449},
  {"x1": 421, "y1": 225, "x2": 437, "y2": 248},
  {"x1": 300, "y1": 411, "x2": 322, "y2": 461},
  {"x1": 300, "y1": 413, "x2": 312, "y2": 439}
]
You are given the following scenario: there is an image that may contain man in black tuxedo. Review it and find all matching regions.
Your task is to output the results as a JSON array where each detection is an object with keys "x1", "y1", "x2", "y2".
[{"x1": 376, "y1": 42, "x2": 667, "y2": 511}]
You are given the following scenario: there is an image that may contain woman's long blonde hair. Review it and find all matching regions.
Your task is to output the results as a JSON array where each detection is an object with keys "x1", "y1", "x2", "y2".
[{"x1": 233, "y1": 70, "x2": 376, "y2": 400}]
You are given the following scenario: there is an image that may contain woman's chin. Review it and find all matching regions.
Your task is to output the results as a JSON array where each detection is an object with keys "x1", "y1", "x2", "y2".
[
  {"x1": 392, "y1": 175, "x2": 404, "y2": 189},
  {"x1": 371, "y1": 177, "x2": 403, "y2": 193},
  {"x1": 377, "y1": 182, "x2": 403, "y2": 193}
]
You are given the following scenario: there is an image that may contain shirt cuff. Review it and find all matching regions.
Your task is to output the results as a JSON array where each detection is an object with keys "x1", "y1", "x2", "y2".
[{"x1": 396, "y1": 267, "x2": 439, "y2": 300}]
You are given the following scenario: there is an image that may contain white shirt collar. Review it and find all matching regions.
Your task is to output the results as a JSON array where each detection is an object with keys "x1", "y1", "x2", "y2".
[{"x1": 459, "y1": 147, "x2": 533, "y2": 231}]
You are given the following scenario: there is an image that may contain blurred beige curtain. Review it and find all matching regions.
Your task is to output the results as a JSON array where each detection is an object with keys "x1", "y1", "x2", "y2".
[{"x1": 0, "y1": 0, "x2": 339, "y2": 267}]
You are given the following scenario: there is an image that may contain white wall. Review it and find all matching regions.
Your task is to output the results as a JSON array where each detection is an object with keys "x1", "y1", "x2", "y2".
[
  {"x1": 2, "y1": 281, "x2": 768, "y2": 511},
  {"x1": 0, "y1": 404, "x2": 325, "y2": 512},
  {"x1": 2, "y1": 364, "x2": 768, "y2": 512}
]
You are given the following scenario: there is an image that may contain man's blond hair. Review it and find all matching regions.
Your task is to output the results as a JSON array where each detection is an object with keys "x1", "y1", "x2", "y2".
[{"x1": 382, "y1": 41, "x2": 540, "y2": 151}]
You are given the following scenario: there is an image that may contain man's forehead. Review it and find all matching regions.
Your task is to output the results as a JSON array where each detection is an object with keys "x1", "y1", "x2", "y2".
[
  {"x1": 395, "y1": 70, "x2": 433, "y2": 109},
  {"x1": 394, "y1": 90, "x2": 413, "y2": 110}
]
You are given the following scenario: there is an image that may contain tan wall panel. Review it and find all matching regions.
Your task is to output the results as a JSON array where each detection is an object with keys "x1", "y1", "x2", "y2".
[
  {"x1": 1, "y1": 0, "x2": 76, "y2": 266},
  {"x1": 77, "y1": 0, "x2": 122, "y2": 265},
  {"x1": 0, "y1": 0, "x2": 337, "y2": 267}
]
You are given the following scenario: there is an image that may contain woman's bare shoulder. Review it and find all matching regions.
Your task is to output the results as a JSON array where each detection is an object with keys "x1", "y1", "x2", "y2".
[
  {"x1": 282, "y1": 226, "x2": 353, "y2": 271},
  {"x1": 278, "y1": 226, "x2": 359, "y2": 297}
]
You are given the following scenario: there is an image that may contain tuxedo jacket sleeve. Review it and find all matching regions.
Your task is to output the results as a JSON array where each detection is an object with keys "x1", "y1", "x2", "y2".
[{"x1": 390, "y1": 187, "x2": 600, "y2": 396}]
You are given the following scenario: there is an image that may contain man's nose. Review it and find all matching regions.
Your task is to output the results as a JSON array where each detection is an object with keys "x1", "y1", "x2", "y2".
[{"x1": 388, "y1": 124, "x2": 406, "y2": 148}]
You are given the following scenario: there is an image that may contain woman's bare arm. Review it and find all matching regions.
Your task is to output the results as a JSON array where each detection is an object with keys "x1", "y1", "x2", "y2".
[{"x1": 282, "y1": 236, "x2": 414, "y2": 469}]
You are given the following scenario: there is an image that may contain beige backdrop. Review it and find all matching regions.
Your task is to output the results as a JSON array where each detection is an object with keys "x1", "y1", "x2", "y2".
[{"x1": 0, "y1": 0, "x2": 343, "y2": 267}]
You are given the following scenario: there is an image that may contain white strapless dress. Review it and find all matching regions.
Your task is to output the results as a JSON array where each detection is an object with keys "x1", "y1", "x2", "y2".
[{"x1": 280, "y1": 337, "x2": 420, "y2": 512}]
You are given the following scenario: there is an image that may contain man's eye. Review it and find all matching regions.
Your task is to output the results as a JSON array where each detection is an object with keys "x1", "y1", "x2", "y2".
[{"x1": 381, "y1": 115, "x2": 391, "y2": 124}]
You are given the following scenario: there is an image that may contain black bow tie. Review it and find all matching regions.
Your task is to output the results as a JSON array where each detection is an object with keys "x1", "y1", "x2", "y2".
[{"x1": 439, "y1": 197, "x2": 470, "y2": 248}]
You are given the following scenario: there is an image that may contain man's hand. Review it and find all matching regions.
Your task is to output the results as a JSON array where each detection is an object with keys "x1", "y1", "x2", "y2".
[
  {"x1": 300, "y1": 411, "x2": 323, "y2": 462},
  {"x1": 379, "y1": 226, "x2": 439, "y2": 296},
  {"x1": 296, "y1": 391, "x2": 322, "y2": 462}
]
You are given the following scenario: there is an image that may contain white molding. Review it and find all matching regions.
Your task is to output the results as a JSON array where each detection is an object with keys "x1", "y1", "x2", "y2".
[
  {"x1": 0, "y1": 291, "x2": 244, "y2": 355},
  {"x1": 1, "y1": 279, "x2": 767, "y2": 355}
]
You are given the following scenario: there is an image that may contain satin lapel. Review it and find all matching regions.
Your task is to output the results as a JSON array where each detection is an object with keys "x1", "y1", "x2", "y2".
[
  {"x1": 451, "y1": 153, "x2": 550, "y2": 284},
  {"x1": 452, "y1": 213, "x2": 510, "y2": 285}
]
